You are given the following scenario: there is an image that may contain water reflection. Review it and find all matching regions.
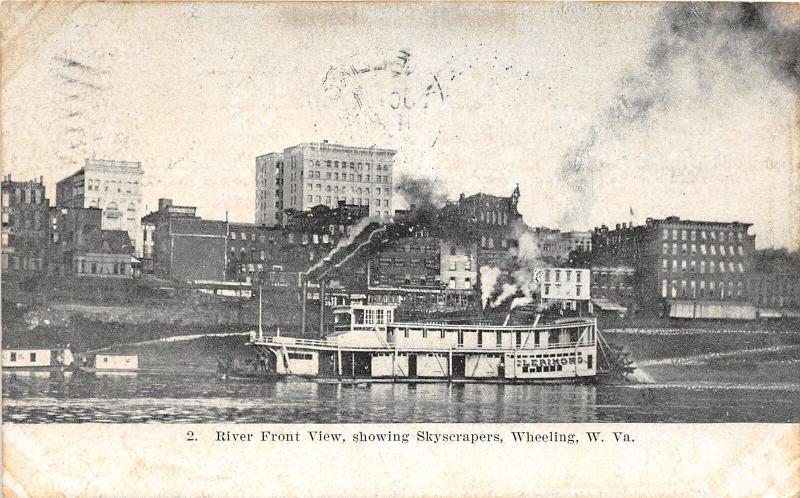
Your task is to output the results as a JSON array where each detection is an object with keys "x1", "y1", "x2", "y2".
[{"x1": 2, "y1": 371, "x2": 799, "y2": 423}]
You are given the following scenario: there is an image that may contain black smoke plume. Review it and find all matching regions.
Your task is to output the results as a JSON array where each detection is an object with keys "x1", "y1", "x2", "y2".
[{"x1": 560, "y1": 3, "x2": 800, "y2": 227}]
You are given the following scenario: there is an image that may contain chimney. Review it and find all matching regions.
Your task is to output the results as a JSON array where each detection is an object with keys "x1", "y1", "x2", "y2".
[{"x1": 158, "y1": 198, "x2": 172, "y2": 211}]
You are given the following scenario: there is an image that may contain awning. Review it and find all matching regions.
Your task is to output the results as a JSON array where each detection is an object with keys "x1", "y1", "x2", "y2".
[
  {"x1": 668, "y1": 300, "x2": 756, "y2": 320},
  {"x1": 591, "y1": 299, "x2": 628, "y2": 312}
]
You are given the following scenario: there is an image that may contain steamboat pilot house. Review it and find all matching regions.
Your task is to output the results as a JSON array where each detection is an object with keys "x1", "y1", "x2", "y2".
[{"x1": 250, "y1": 303, "x2": 598, "y2": 382}]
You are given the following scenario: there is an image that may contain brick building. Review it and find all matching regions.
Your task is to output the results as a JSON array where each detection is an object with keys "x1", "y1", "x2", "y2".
[
  {"x1": 590, "y1": 266, "x2": 637, "y2": 313},
  {"x1": 48, "y1": 206, "x2": 102, "y2": 275},
  {"x1": 751, "y1": 273, "x2": 800, "y2": 311},
  {"x1": 526, "y1": 227, "x2": 592, "y2": 264},
  {"x1": 368, "y1": 231, "x2": 441, "y2": 288},
  {"x1": 438, "y1": 185, "x2": 523, "y2": 269},
  {"x1": 141, "y1": 199, "x2": 228, "y2": 282},
  {"x1": 1, "y1": 175, "x2": 50, "y2": 274},
  {"x1": 750, "y1": 250, "x2": 800, "y2": 313},
  {"x1": 592, "y1": 216, "x2": 756, "y2": 319}
]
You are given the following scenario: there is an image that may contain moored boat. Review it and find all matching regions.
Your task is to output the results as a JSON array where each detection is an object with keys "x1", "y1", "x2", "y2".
[{"x1": 249, "y1": 303, "x2": 599, "y2": 383}]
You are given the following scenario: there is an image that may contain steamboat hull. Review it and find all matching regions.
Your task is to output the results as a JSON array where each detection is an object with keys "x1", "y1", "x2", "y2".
[{"x1": 250, "y1": 341, "x2": 597, "y2": 384}]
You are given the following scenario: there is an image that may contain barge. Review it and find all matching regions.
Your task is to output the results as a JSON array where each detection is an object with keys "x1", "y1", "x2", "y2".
[{"x1": 249, "y1": 303, "x2": 599, "y2": 383}]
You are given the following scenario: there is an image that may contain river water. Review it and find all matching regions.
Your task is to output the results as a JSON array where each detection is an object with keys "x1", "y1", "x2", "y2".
[
  {"x1": 4, "y1": 327, "x2": 799, "y2": 423},
  {"x1": 4, "y1": 369, "x2": 799, "y2": 423}
]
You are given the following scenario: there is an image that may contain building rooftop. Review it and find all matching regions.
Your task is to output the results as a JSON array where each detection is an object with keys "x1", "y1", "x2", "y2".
[
  {"x1": 285, "y1": 140, "x2": 396, "y2": 156},
  {"x1": 77, "y1": 228, "x2": 133, "y2": 254}
]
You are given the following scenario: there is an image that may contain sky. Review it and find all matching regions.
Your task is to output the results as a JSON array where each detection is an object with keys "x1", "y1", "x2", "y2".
[{"x1": 2, "y1": 2, "x2": 799, "y2": 249}]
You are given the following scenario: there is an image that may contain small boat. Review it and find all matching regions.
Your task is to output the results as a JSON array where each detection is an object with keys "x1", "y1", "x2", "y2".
[
  {"x1": 249, "y1": 303, "x2": 600, "y2": 384},
  {"x1": 78, "y1": 354, "x2": 139, "y2": 373}
]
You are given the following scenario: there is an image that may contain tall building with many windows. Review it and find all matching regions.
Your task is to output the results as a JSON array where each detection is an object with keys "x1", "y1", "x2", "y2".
[
  {"x1": 56, "y1": 159, "x2": 144, "y2": 255},
  {"x1": 592, "y1": 216, "x2": 756, "y2": 319},
  {"x1": 255, "y1": 141, "x2": 396, "y2": 226},
  {"x1": 1, "y1": 175, "x2": 50, "y2": 273}
]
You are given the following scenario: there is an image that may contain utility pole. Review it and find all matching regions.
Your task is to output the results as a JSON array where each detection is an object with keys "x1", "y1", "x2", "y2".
[
  {"x1": 300, "y1": 272, "x2": 307, "y2": 338},
  {"x1": 319, "y1": 278, "x2": 326, "y2": 338}
]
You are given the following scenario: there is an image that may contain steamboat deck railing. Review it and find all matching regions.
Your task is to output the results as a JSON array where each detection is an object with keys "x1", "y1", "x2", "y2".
[{"x1": 250, "y1": 335, "x2": 595, "y2": 352}]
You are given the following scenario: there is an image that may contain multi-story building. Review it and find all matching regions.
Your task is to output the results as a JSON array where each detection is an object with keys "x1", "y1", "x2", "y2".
[
  {"x1": 440, "y1": 240, "x2": 477, "y2": 291},
  {"x1": 592, "y1": 216, "x2": 756, "y2": 319},
  {"x1": 140, "y1": 199, "x2": 200, "y2": 274},
  {"x1": 369, "y1": 231, "x2": 441, "y2": 288},
  {"x1": 142, "y1": 198, "x2": 371, "y2": 286},
  {"x1": 590, "y1": 266, "x2": 637, "y2": 313},
  {"x1": 49, "y1": 206, "x2": 103, "y2": 275},
  {"x1": 256, "y1": 141, "x2": 396, "y2": 226},
  {"x1": 522, "y1": 227, "x2": 592, "y2": 264},
  {"x1": 751, "y1": 272, "x2": 800, "y2": 311},
  {"x1": 438, "y1": 185, "x2": 523, "y2": 269},
  {"x1": 750, "y1": 250, "x2": 800, "y2": 313},
  {"x1": 1, "y1": 175, "x2": 50, "y2": 274},
  {"x1": 141, "y1": 199, "x2": 228, "y2": 282},
  {"x1": 231, "y1": 201, "x2": 372, "y2": 286},
  {"x1": 56, "y1": 159, "x2": 144, "y2": 255},
  {"x1": 539, "y1": 267, "x2": 591, "y2": 313}
]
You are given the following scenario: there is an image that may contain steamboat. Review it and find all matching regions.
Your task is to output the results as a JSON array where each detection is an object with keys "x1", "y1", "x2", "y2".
[{"x1": 249, "y1": 302, "x2": 600, "y2": 383}]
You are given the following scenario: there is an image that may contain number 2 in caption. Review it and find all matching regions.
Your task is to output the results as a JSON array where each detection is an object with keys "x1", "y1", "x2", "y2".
[{"x1": 186, "y1": 431, "x2": 197, "y2": 442}]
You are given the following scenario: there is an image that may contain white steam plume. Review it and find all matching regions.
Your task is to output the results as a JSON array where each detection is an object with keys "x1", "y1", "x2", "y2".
[
  {"x1": 491, "y1": 283, "x2": 518, "y2": 308},
  {"x1": 306, "y1": 216, "x2": 375, "y2": 274},
  {"x1": 479, "y1": 266, "x2": 501, "y2": 309}
]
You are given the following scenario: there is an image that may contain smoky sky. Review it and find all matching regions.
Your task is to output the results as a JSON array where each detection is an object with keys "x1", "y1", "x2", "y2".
[
  {"x1": 560, "y1": 3, "x2": 800, "y2": 227},
  {"x1": 3, "y1": 3, "x2": 798, "y2": 249}
]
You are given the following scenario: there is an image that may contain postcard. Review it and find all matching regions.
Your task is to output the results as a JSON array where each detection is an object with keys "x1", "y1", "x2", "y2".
[{"x1": 2, "y1": 2, "x2": 799, "y2": 496}]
